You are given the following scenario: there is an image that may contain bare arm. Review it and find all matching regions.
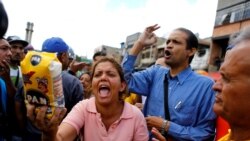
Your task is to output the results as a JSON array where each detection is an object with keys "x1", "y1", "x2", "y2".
[
  {"x1": 68, "y1": 60, "x2": 88, "y2": 76},
  {"x1": 26, "y1": 104, "x2": 73, "y2": 141},
  {"x1": 54, "y1": 123, "x2": 78, "y2": 141},
  {"x1": 151, "y1": 127, "x2": 166, "y2": 141}
]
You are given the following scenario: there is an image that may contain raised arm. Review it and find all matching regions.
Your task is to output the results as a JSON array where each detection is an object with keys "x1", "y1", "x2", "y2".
[
  {"x1": 129, "y1": 24, "x2": 160, "y2": 56},
  {"x1": 121, "y1": 24, "x2": 161, "y2": 96}
]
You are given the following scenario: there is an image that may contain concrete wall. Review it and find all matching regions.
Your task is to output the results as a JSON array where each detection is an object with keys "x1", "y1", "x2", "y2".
[{"x1": 217, "y1": 0, "x2": 245, "y2": 10}]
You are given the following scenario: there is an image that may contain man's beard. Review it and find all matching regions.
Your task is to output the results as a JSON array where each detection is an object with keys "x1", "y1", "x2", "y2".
[{"x1": 10, "y1": 59, "x2": 20, "y2": 66}]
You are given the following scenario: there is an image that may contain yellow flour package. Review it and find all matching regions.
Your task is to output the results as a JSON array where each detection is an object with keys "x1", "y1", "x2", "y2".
[{"x1": 21, "y1": 50, "x2": 64, "y2": 119}]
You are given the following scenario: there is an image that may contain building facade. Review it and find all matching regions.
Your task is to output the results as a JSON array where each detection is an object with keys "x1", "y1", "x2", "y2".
[
  {"x1": 124, "y1": 32, "x2": 166, "y2": 70},
  {"x1": 209, "y1": 0, "x2": 250, "y2": 71},
  {"x1": 94, "y1": 45, "x2": 122, "y2": 63},
  {"x1": 124, "y1": 32, "x2": 210, "y2": 70}
]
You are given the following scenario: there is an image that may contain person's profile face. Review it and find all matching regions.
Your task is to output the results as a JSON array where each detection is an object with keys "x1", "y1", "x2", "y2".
[
  {"x1": 213, "y1": 41, "x2": 250, "y2": 123},
  {"x1": 0, "y1": 39, "x2": 11, "y2": 63},
  {"x1": 59, "y1": 52, "x2": 70, "y2": 70}
]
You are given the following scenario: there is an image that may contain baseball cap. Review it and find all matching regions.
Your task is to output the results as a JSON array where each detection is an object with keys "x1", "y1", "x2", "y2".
[
  {"x1": 42, "y1": 37, "x2": 69, "y2": 53},
  {"x1": 7, "y1": 35, "x2": 28, "y2": 47}
]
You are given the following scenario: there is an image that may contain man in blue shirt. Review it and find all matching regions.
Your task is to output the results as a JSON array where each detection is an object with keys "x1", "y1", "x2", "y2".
[{"x1": 122, "y1": 24, "x2": 216, "y2": 140}]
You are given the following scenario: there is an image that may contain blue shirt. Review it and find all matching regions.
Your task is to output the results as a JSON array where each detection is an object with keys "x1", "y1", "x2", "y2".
[{"x1": 122, "y1": 54, "x2": 216, "y2": 140}]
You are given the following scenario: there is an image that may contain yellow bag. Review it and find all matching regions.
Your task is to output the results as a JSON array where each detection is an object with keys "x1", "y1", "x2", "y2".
[{"x1": 21, "y1": 51, "x2": 64, "y2": 119}]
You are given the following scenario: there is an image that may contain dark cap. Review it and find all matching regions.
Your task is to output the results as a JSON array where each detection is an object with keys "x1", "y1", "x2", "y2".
[{"x1": 7, "y1": 36, "x2": 29, "y2": 47}]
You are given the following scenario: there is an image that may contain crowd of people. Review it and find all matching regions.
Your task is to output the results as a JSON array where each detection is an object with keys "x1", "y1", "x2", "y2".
[{"x1": 1, "y1": 1, "x2": 250, "y2": 141}]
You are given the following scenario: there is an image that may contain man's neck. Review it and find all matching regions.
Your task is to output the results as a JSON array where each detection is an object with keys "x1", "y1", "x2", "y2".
[
  {"x1": 169, "y1": 64, "x2": 189, "y2": 77},
  {"x1": 230, "y1": 127, "x2": 250, "y2": 140},
  {"x1": 10, "y1": 60, "x2": 20, "y2": 68}
]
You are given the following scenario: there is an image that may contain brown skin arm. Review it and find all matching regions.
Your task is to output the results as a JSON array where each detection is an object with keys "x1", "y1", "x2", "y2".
[
  {"x1": 145, "y1": 116, "x2": 170, "y2": 132},
  {"x1": 129, "y1": 24, "x2": 160, "y2": 56},
  {"x1": 151, "y1": 127, "x2": 166, "y2": 141},
  {"x1": 69, "y1": 60, "x2": 87, "y2": 75},
  {"x1": 26, "y1": 104, "x2": 72, "y2": 141},
  {"x1": 135, "y1": 94, "x2": 142, "y2": 103}
]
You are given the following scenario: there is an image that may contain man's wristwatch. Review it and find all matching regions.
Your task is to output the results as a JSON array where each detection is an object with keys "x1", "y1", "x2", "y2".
[{"x1": 161, "y1": 119, "x2": 168, "y2": 135}]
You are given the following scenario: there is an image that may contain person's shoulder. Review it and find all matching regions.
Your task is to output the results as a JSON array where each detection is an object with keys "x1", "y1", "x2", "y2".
[
  {"x1": 62, "y1": 71, "x2": 81, "y2": 83},
  {"x1": 124, "y1": 102, "x2": 144, "y2": 118},
  {"x1": 62, "y1": 71, "x2": 75, "y2": 78},
  {"x1": 84, "y1": 97, "x2": 97, "y2": 113},
  {"x1": 191, "y1": 71, "x2": 214, "y2": 84},
  {"x1": 72, "y1": 98, "x2": 92, "y2": 110},
  {"x1": 144, "y1": 64, "x2": 169, "y2": 74}
]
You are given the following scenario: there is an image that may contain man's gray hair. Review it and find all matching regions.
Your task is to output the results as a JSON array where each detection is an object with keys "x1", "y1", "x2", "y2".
[{"x1": 233, "y1": 26, "x2": 250, "y2": 46}]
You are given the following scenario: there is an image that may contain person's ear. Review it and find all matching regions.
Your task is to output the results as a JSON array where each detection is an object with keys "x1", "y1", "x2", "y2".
[
  {"x1": 60, "y1": 52, "x2": 68, "y2": 61},
  {"x1": 188, "y1": 47, "x2": 197, "y2": 57},
  {"x1": 57, "y1": 53, "x2": 63, "y2": 62},
  {"x1": 61, "y1": 52, "x2": 67, "y2": 57},
  {"x1": 119, "y1": 81, "x2": 126, "y2": 92}
]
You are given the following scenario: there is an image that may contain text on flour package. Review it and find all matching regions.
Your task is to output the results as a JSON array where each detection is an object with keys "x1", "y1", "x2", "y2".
[{"x1": 21, "y1": 51, "x2": 64, "y2": 118}]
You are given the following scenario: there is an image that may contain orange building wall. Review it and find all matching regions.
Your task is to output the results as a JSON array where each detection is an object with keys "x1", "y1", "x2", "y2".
[
  {"x1": 213, "y1": 20, "x2": 250, "y2": 37},
  {"x1": 213, "y1": 23, "x2": 241, "y2": 37}
]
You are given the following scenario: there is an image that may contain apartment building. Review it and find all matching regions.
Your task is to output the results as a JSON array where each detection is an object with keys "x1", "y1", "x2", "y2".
[{"x1": 209, "y1": 0, "x2": 250, "y2": 71}]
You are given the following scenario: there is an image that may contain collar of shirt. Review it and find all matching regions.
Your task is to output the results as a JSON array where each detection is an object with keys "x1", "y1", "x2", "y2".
[{"x1": 166, "y1": 66, "x2": 193, "y2": 85}]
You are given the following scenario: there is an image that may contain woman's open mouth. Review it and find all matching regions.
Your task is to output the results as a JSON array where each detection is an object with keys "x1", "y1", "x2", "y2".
[{"x1": 99, "y1": 85, "x2": 110, "y2": 98}]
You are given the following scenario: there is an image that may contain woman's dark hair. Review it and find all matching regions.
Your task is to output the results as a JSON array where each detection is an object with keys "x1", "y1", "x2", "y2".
[
  {"x1": 175, "y1": 28, "x2": 198, "y2": 64},
  {"x1": 79, "y1": 71, "x2": 91, "y2": 79},
  {"x1": 92, "y1": 51, "x2": 106, "y2": 61},
  {"x1": 0, "y1": 1, "x2": 8, "y2": 38},
  {"x1": 90, "y1": 57, "x2": 129, "y2": 100}
]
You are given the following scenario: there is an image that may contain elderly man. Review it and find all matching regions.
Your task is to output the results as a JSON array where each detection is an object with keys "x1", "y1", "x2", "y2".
[{"x1": 213, "y1": 27, "x2": 250, "y2": 140}]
